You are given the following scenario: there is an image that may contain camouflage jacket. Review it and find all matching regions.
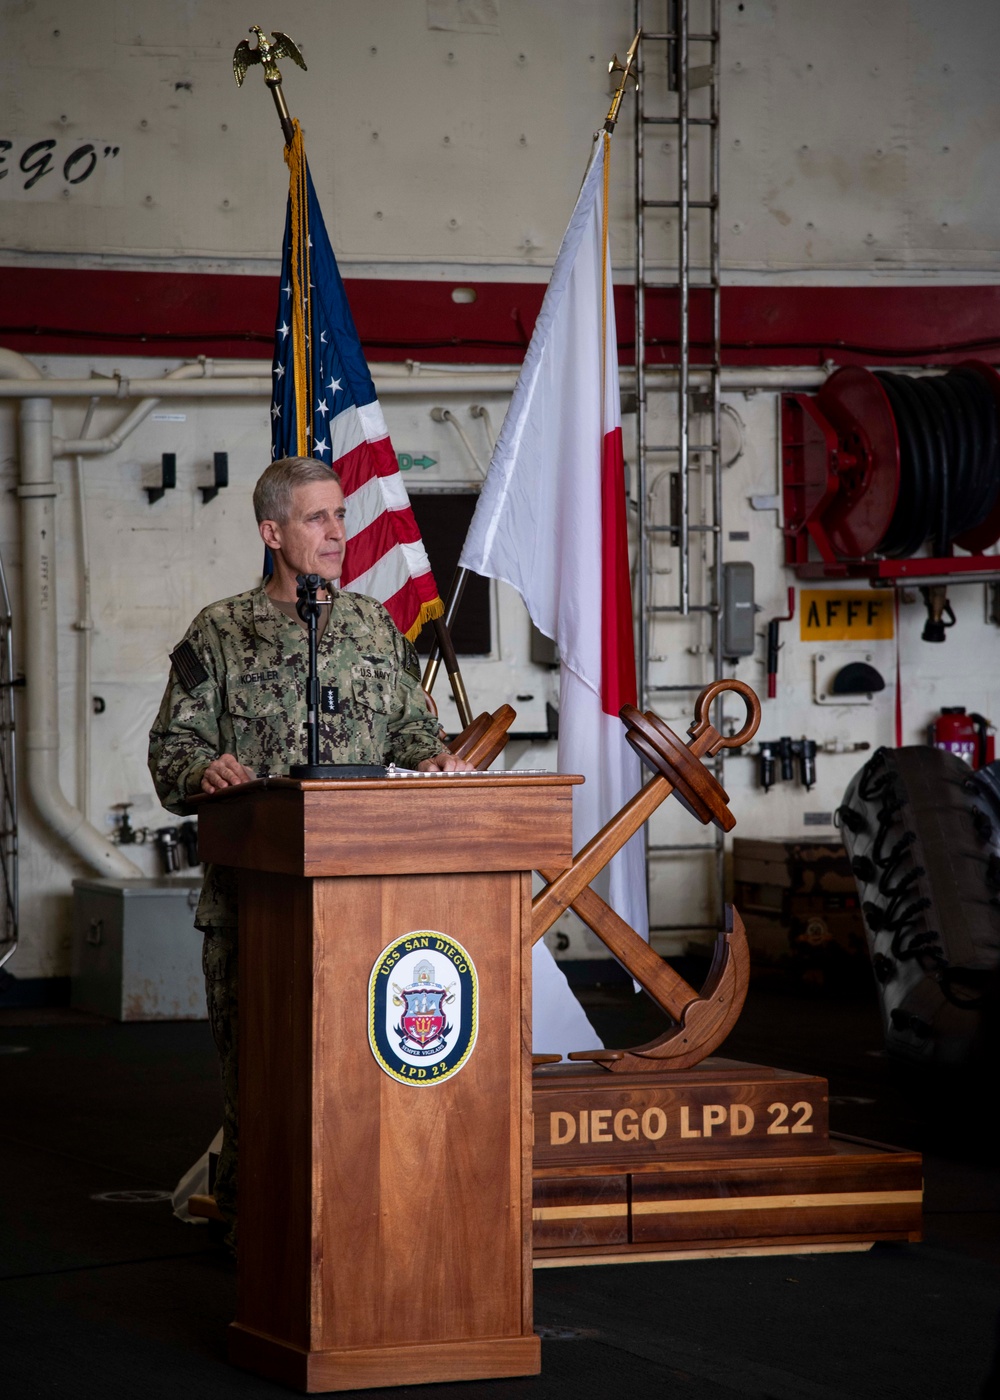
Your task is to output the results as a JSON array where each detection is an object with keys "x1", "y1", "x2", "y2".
[{"x1": 148, "y1": 584, "x2": 444, "y2": 926}]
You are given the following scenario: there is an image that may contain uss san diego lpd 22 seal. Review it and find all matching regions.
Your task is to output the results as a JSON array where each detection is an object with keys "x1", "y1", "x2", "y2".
[{"x1": 368, "y1": 932, "x2": 479, "y2": 1086}]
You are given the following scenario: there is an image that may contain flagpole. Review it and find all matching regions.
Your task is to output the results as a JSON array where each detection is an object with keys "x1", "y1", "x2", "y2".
[
  {"x1": 424, "y1": 583, "x2": 473, "y2": 724},
  {"x1": 435, "y1": 37, "x2": 640, "y2": 701},
  {"x1": 604, "y1": 32, "x2": 640, "y2": 134},
  {"x1": 266, "y1": 74, "x2": 296, "y2": 147},
  {"x1": 236, "y1": 30, "x2": 474, "y2": 728},
  {"x1": 421, "y1": 567, "x2": 470, "y2": 696}
]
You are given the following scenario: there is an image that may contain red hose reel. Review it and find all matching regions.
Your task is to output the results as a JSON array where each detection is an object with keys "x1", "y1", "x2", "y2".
[{"x1": 782, "y1": 361, "x2": 1000, "y2": 580}]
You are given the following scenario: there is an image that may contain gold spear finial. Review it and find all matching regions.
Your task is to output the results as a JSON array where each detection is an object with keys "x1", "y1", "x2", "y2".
[
  {"x1": 233, "y1": 25, "x2": 307, "y2": 145},
  {"x1": 605, "y1": 30, "x2": 641, "y2": 133}
]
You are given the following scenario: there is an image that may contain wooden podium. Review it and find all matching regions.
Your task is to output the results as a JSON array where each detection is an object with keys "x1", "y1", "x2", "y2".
[{"x1": 196, "y1": 773, "x2": 580, "y2": 1394}]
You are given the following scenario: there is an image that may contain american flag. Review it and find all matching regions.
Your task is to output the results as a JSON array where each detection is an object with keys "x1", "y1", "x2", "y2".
[{"x1": 270, "y1": 123, "x2": 443, "y2": 640}]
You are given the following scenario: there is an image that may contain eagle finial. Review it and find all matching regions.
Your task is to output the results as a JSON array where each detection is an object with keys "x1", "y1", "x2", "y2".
[{"x1": 233, "y1": 25, "x2": 307, "y2": 88}]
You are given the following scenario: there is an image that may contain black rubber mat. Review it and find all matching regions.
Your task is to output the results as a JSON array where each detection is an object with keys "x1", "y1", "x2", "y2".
[{"x1": 1, "y1": 994, "x2": 998, "y2": 1399}]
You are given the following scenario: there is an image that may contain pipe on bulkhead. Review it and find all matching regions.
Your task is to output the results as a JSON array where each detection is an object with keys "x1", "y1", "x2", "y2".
[
  {"x1": 0, "y1": 347, "x2": 43, "y2": 381},
  {"x1": 53, "y1": 358, "x2": 247, "y2": 455},
  {"x1": 0, "y1": 364, "x2": 843, "y2": 402},
  {"x1": 17, "y1": 396, "x2": 142, "y2": 877}
]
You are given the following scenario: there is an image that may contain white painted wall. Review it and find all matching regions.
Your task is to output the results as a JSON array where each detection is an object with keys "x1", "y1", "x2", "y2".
[
  {"x1": 4, "y1": 0, "x2": 999, "y2": 278},
  {"x1": 2, "y1": 0, "x2": 1000, "y2": 979}
]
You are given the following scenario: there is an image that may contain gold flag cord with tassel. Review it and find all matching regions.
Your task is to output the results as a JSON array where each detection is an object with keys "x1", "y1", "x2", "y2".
[{"x1": 284, "y1": 120, "x2": 311, "y2": 456}]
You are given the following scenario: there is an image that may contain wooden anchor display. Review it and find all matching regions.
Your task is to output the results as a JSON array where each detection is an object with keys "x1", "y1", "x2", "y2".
[
  {"x1": 448, "y1": 679, "x2": 762, "y2": 1072},
  {"x1": 444, "y1": 685, "x2": 921, "y2": 1269}
]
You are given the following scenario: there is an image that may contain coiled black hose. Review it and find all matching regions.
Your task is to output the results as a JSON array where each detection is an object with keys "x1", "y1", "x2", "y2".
[{"x1": 874, "y1": 367, "x2": 1000, "y2": 557}]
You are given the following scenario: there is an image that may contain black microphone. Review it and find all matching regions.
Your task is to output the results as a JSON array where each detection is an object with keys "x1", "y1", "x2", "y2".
[
  {"x1": 287, "y1": 574, "x2": 387, "y2": 781},
  {"x1": 295, "y1": 573, "x2": 323, "y2": 769}
]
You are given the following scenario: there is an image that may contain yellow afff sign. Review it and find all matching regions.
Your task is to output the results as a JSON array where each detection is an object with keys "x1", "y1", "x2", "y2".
[{"x1": 799, "y1": 590, "x2": 894, "y2": 642}]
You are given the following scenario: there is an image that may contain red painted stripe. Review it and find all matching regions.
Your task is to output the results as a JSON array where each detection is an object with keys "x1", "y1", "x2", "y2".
[
  {"x1": 4, "y1": 266, "x2": 1000, "y2": 366},
  {"x1": 600, "y1": 425, "x2": 636, "y2": 716}
]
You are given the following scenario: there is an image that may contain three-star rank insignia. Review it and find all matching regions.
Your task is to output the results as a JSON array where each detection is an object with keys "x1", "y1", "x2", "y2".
[{"x1": 368, "y1": 932, "x2": 478, "y2": 1086}]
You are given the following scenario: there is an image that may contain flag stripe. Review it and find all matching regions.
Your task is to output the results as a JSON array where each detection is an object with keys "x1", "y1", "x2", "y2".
[
  {"x1": 600, "y1": 425, "x2": 636, "y2": 715},
  {"x1": 598, "y1": 126, "x2": 635, "y2": 718},
  {"x1": 346, "y1": 542, "x2": 435, "y2": 606},
  {"x1": 356, "y1": 398, "x2": 390, "y2": 442},
  {"x1": 345, "y1": 473, "x2": 412, "y2": 536},
  {"x1": 323, "y1": 403, "x2": 367, "y2": 463},
  {"x1": 341, "y1": 506, "x2": 428, "y2": 586}
]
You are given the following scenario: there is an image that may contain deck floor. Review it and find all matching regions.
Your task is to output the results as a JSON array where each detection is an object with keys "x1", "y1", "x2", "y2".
[{"x1": 1, "y1": 969, "x2": 997, "y2": 1399}]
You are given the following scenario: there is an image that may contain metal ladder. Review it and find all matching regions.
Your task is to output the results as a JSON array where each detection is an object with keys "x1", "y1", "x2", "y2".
[{"x1": 633, "y1": 0, "x2": 725, "y2": 937}]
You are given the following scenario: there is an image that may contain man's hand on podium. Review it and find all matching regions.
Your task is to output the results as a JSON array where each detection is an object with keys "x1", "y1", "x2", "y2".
[
  {"x1": 416, "y1": 753, "x2": 476, "y2": 774},
  {"x1": 201, "y1": 754, "x2": 257, "y2": 794}
]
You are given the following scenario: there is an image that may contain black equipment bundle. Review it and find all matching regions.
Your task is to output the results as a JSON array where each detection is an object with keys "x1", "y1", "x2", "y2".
[
  {"x1": 872, "y1": 367, "x2": 1000, "y2": 558},
  {"x1": 838, "y1": 745, "x2": 1000, "y2": 1065}
]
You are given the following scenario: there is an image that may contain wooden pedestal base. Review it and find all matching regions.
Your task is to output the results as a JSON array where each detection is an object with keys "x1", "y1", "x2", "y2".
[
  {"x1": 229, "y1": 1324, "x2": 541, "y2": 1393},
  {"x1": 530, "y1": 1059, "x2": 922, "y2": 1263},
  {"x1": 533, "y1": 1057, "x2": 831, "y2": 1168},
  {"x1": 533, "y1": 1135, "x2": 922, "y2": 1261}
]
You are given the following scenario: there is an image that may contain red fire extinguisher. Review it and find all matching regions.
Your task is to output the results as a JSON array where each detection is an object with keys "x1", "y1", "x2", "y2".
[{"x1": 930, "y1": 707, "x2": 995, "y2": 769}]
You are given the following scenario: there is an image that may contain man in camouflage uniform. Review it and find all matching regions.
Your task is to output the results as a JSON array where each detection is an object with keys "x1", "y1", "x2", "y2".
[{"x1": 148, "y1": 457, "x2": 470, "y2": 1244}]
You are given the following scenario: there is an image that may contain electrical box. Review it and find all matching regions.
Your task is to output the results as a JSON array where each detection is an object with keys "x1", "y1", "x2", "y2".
[
  {"x1": 71, "y1": 878, "x2": 205, "y2": 1021},
  {"x1": 722, "y1": 562, "x2": 756, "y2": 658}
]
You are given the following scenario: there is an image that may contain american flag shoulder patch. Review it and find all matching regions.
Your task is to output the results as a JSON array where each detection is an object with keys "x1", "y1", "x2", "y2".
[{"x1": 170, "y1": 640, "x2": 209, "y2": 693}]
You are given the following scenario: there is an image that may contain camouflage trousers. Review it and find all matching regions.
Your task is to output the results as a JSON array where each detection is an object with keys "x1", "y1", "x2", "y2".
[{"x1": 202, "y1": 927, "x2": 239, "y2": 1247}]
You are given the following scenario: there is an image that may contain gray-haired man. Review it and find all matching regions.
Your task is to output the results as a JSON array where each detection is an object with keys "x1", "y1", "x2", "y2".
[{"x1": 149, "y1": 456, "x2": 471, "y2": 1241}]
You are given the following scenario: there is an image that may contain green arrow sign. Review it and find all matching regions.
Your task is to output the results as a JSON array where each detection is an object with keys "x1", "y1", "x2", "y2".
[{"x1": 397, "y1": 452, "x2": 437, "y2": 472}]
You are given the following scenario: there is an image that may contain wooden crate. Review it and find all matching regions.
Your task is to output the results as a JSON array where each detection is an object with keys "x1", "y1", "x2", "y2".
[{"x1": 732, "y1": 837, "x2": 869, "y2": 986}]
